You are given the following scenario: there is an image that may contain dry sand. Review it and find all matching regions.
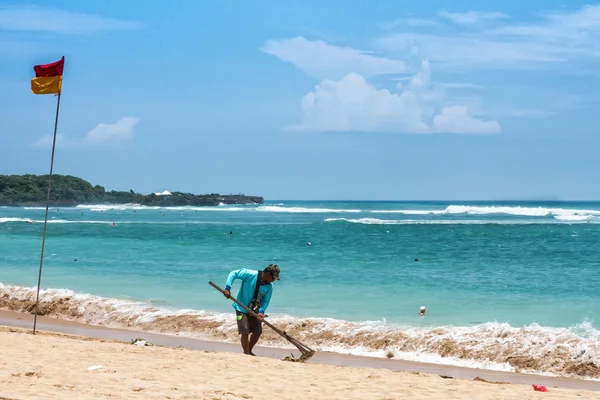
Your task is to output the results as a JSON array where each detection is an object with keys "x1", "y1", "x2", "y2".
[{"x1": 0, "y1": 326, "x2": 599, "y2": 400}]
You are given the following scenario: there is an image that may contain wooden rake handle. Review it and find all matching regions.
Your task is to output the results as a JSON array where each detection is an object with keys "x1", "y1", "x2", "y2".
[{"x1": 208, "y1": 281, "x2": 314, "y2": 355}]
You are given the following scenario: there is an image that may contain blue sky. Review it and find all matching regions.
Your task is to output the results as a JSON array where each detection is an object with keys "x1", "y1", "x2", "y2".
[{"x1": 1, "y1": 1, "x2": 599, "y2": 200}]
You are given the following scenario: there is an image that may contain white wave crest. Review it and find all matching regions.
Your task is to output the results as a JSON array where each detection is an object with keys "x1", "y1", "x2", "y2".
[
  {"x1": 257, "y1": 206, "x2": 361, "y2": 213},
  {"x1": 162, "y1": 206, "x2": 248, "y2": 211},
  {"x1": 323, "y1": 218, "x2": 593, "y2": 225},
  {"x1": 0, "y1": 217, "x2": 34, "y2": 223},
  {"x1": 75, "y1": 204, "x2": 160, "y2": 211},
  {"x1": 444, "y1": 205, "x2": 600, "y2": 219},
  {"x1": 0, "y1": 218, "x2": 102, "y2": 224},
  {"x1": 554, "y1": 215, "x2": 591, "y2": 221},
  {"x1": 11, "y1": 204, "x2": 600, "y2": 220},
  {"x1": 371, "y1": 209, "x2": 446, "y2": 215},
  {"x1": 228, "y1": 204, "x2": 600, "y2": 220}
]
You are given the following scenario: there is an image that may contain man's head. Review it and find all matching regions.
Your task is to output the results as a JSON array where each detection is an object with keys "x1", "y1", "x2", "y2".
[{"x1": 263, "y1": 264, "x2": 280, "y2": 283}]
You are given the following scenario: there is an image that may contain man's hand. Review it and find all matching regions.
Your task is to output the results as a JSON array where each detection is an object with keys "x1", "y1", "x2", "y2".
[
  {"x1": 223, "y1": 289, "x2": 231, "y2": 298},
  {"x1": 256, "y1": 312, "x2": 265, "y2": 321}
]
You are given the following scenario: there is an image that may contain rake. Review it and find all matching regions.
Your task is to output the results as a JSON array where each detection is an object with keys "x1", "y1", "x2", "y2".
[{"x1": 209, "y1": 281, "x2": 315, "y2": 362}]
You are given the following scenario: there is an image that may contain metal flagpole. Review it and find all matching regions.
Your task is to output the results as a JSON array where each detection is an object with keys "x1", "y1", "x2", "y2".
[{"x1": 32, "y1": 91, "x2": 62, "y2": 335}]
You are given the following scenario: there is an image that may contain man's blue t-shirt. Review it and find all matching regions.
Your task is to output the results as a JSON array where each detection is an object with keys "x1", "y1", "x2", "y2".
[{"x1": 225, "y1": 268, "x2": 273, "y2": 314}]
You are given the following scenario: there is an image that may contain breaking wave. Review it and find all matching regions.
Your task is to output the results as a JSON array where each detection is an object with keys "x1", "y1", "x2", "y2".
[
  {"x1": 443, "y1": 205, "x2": 600, "y2": 219},
  {"x1": 75, "y1": 204, "x2": 161, "y2": 212},
  {"x1": 0, "y1": 218, "x2": 289, "y2": 225},
  {"x1": 0, "y1": 218, "x2": 105, "y2": 224},
  {"x1": 3, "y1": 217, "x2": 585, "y2": 226},
  {"x1": 256, "y1": 206, "x2": 361, "y2": 213},
  {"x1": 1, "y1": 283, "x2": 598, "y2": 380},
  {"x1": 0, "y1": 218, "x2": 35, "y2": 223},
  {"x1": 324, "y1": 218, "x2": 597, "y2": 225},
  {"x1": 6, "y1": 204, "x2": 600, "y2": 220}
]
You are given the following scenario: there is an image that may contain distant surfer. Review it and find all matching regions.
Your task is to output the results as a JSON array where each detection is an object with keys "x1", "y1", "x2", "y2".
[
  {"x1": 229, "y1": 231, "x2": 233, "y2": 235},
  {"x1": 419, "y1": 306, "x2": 426, "y2": 316}
]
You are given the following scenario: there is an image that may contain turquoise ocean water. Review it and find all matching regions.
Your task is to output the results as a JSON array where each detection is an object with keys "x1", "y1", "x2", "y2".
[{"x1": 1, "y1": 201, "x2": 599, "y2": 378}]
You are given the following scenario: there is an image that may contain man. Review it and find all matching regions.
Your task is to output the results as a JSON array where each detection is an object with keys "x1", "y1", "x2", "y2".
[{"x1": 222, "y1": 264, "x2": 280, "y2": 356}]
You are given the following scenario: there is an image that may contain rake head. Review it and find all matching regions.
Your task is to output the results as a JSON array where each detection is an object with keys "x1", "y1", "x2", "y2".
[{"x1": 282, "y1": 349, "x2": 316, "y2": 363}]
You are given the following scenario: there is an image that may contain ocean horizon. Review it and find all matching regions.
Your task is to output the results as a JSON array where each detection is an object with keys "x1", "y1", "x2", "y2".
[{"x1": 1, "y1": 200, "x2": 599, "y2": 380}]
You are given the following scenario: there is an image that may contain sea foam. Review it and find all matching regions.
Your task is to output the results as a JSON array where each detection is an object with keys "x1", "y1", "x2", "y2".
[{"x1": 1, "y1": 283, "x2": 598, "y2": 380}]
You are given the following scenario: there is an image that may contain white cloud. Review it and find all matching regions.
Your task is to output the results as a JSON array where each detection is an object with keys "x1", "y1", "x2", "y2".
[
  {"x1": 263, "y1": 36, "x2": 499, "y2": 134},
  {"x1": 261, "y1": 36, "x2": 406, "y2": 80},
  {"x1": 296, "y1": 73, "x2": 429, "y2": 133},
  {"x1": 376, "y1": 5, "x2": 600, "y2": 69},
  {"x1": 375, "y1": 33, "x2": 563, "y2": 69},
  {"x1": 438, "y1": 11, "x2": 508, "y2": 26},
  {"x1": 0, "y1": 6, "x2": 142, "y2": 34},
  {"x1": 294, "y1": 62, "x2": 499, "y2": 134},
  {"x1": 490, "y1": 5, "x2": 600, "y2": 58},
  {"x1": 542, "y1": 5, "x2": 600, "y2": 33},
  {"x1": 84, "y1": 117, "x2": 139, "y2": 143},
  {"x1": 33, "y1": 117, "x2": 139, "y2": 149},
  {"x1": 408, "y1": 58, "x2": 430, "y2": 88},
  {"x1": 33, "y1": 133, "x2": 74, "y2": 149},
  {"x1": 433, "y1": 106, "x2": 500, "y2": 133}
]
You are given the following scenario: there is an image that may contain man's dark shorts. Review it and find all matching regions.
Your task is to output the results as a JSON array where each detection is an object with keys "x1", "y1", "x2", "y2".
[{"x1": 236, "y1": 310, "x2": 262, "y2": 335}]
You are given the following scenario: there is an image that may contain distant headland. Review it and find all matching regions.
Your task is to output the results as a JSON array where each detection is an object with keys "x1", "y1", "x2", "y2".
[{"x1": 0, "y1": 174, "x2": 264, "y2": 207}]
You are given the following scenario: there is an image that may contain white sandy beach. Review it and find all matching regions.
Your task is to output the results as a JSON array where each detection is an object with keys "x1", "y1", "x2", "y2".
[{"x1": 0, "y1": 323, "x2": 599, "y2": 400}]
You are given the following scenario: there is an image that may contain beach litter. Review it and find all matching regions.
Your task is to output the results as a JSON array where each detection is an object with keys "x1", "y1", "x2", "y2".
[
  {"x1": 473, "y1": 376, "x2": 508, "y2": 385},
  {"x1": 532, "y1": 384, "x2": 549, "y2": 392},
  {"x1": 131, "y1": 338, "x2": 152, "y2": 346},
  {"x1": 87, "y1": 365, "x2": 104, "y2": 371}
]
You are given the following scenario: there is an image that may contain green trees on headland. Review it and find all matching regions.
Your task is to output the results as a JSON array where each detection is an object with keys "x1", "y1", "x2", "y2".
[{"x1": 0, "y1": 175, "x2": 263, "y2": 206}]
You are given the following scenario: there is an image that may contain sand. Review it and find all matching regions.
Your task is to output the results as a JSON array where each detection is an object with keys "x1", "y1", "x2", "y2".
[{"x1": 0, "y1": 326, "x2": 598, "y2": 400}]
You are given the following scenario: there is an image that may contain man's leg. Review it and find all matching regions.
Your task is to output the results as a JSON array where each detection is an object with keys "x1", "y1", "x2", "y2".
[
  {"x1": 248, "y1": 332, "x2": 261, "y2": 354},
  {"x1": 236, "y1": 311, "x2": 252, "y2": 354},
  {"x1": 247, "y1": 316, "x2": 263, "y2": 355},
  {"x1": 240, "y1": 333, "x2": 251, "y2": 354}
]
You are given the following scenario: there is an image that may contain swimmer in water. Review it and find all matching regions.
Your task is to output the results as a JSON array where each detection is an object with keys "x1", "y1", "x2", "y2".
[{"x1": 419, "y1": 306, "x2": 426, "y2": 316}]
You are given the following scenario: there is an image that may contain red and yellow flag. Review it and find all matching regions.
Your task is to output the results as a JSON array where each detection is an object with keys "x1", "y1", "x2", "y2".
[{"x1": 31, "y1": 57, "x2": 64, "y2": 95}]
